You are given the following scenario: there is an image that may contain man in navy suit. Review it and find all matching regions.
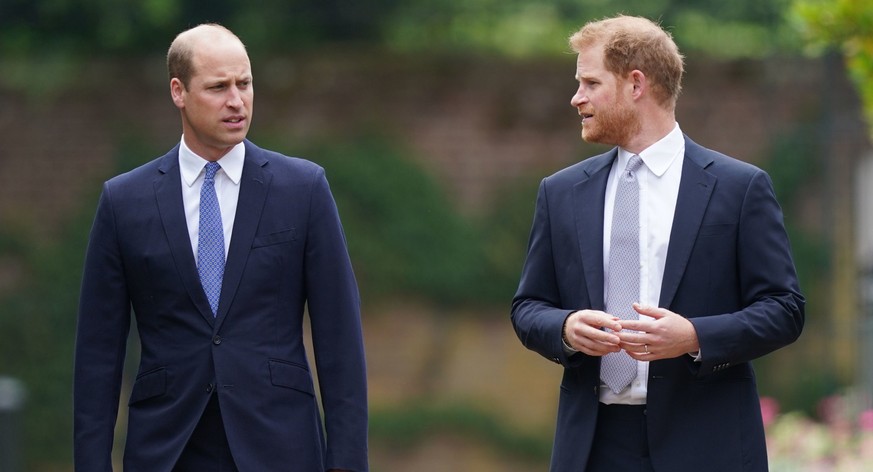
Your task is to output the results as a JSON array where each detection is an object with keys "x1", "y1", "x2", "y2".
[
  {"x1": 511, "y1": 15, "x2": 804, "y2": 472},
  {"x1": 74, "y1": 24, "x2": 368, "y2": 471}
]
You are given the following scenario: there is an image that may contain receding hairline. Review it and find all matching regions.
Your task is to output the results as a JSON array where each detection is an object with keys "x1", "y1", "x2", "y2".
[
  {"x1": 167, "y1": 23, "x2": 248, "y2": 88},
  {"x1": 171, "y1": 23, "x2": 244, "y2": 51}
]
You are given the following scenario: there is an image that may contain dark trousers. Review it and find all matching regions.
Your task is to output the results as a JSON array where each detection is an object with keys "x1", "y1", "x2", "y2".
[
  {"x1": 173, "y1": 394, "x2": 239, "y2": 472},
  {"x1": 585, "y1": 403, "x2": 655, "y2": 472}
]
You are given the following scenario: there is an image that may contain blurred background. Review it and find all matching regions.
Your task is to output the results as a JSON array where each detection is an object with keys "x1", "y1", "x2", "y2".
[{"x1": 0, "y1": 0, "x2": 872, "y2": 470}]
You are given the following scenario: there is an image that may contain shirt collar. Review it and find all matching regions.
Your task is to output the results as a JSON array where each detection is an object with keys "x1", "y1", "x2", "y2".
[
  {"x1": 618, "y1": 123, "x2": 684, "y2": 177},
  {"x1": 178, "y1": 137, "x2": 245, "y2": 187}
]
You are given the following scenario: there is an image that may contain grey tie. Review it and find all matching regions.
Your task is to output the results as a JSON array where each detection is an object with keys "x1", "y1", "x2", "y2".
[{"x1": 601, "y1": 155, "x2": 643, "y2": 394}]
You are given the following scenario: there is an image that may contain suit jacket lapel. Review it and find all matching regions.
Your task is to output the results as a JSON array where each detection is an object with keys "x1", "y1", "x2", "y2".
[
  {"x1": 573, "y1": 151, "x2": 615, "y2": 311},
  {"x1": 659, "y1": 138, "x2": 716, "y2": 308},
  {"x1": 154, "y1": 148, "x2": 216, "y2": 326},
  {"x1": 214, "y1": 141, "x2": 270, "y2": 329}
]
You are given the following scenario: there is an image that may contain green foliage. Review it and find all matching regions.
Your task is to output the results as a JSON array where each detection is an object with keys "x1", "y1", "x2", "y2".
[
  {"x1": 671, "y1": 8, "x2": 798, "y2": 59},
  {"x1": 756, "y1": 125, "x2": 833, "y2": 413},
  {"x1": 0, "y1": 135, "x2": 163, "y2": 468},
  {"x1": 0, "y1": 0, "x2": 400, "y2": 57},
  {"x1": 2, "y1": 0, "x2": 805, "y2": 60},
  {"x1": 386, "y1": 0, "x2": 802, "y2": 59},
  {"x1": 384, "y1": 0, "x2": 578, "y2": 58},
  {"x1": 760, "y1": 123, "x2": 831, "y2": 306},
  {"x1": 252, "y1": 132, "x2": 543, "y2": 308},
  {"x1": 792, "y1": 0, "x2": 873, "y2": 138},
  {"x1": 478, "y1": 178, "x2": 540, "y2": 302},
  {"x1": 371, "y1": 401, "x2": 551, "y2": 464},
  {"x1": 0, "y1": 210, "x2": 93, "y2": 467},
  {"x1": 0, "y1": 55, "x2": 83, "y2": 102},
  {"x1": 0, "y1": 0, "x2": 179, "y2": 55},
  {"x1": 295, "y1": 135, "x2": 507, "y2": 306}
]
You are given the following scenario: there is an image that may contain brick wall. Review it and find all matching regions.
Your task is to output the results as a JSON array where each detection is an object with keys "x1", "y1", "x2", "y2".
[{"x1": 1, "y1": 52, "x2": 866, "y2": 234}]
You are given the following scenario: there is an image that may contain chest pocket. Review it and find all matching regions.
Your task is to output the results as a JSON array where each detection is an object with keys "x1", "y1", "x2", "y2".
[{"x1": 252, "y1": 228, "x2": 297, "y2": 248}]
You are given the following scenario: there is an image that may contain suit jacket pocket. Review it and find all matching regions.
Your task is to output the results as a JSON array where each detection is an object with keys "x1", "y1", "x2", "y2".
[
  {"x1": 268, "y1": 359, "x2": 315, "y2": 396},
  {"x1": 252, "y1": 228, "x2": 297, "y2": 248},
  {"x1": 128, "y1": 367, "x2": 167, "y2": 405},
  {"x1": 697, "y1": 223, "x2": 735, "y2": 237}
]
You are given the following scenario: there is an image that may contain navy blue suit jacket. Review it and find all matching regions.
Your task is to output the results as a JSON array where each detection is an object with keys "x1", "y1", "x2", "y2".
[
  {"x1": 511, "y1": 137, "x2": 804, "y2": 472},
  {"x1": 74, "y1": 140, "x2": 368, "y2": 471}
]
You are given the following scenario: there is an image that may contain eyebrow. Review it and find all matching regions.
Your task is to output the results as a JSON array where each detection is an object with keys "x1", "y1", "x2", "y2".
[{"x1": 204, "y1": 74, "x2": 253, "y2": 84}]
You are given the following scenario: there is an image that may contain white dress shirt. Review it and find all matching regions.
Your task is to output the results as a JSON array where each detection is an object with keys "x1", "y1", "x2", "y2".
[
  {"x1": 600, "y1": 123, "x2": 685, "y2": 405},
  {"x1": 178, "y1": 137, "x2": 245, "y2": 262}
]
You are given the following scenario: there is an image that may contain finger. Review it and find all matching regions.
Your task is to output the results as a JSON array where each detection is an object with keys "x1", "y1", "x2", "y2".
[
  {"x1": 581, "y1": 311, "x2": 622, "y2": 332},
  {"x1": 623, "y1": 341, "x2": 657, "y2": 359},
  {"x1": 565, "y1": 313, "x2": 621, "y2": 352},
  {"x1": 626, "y1": 347, "x2": 653, "y2": 361},
  {"x1": 578, "y1": 339, "x2": 622, "y2": 356},
  {"x1": 573, "y1": 330, "x2": 622, "y2": 355},
  {"x1": 570, "y1": 324, "x2": 621, "y2": 345},
  {"x1": 615, "y1": 330, "x2": 647, "y2": 345},
  {"x1": 615, "y1": 319, "x2": 651, "y2": 334},
  {"x1": 633, "y1": 303, "x2": 667, "y2": 319}
]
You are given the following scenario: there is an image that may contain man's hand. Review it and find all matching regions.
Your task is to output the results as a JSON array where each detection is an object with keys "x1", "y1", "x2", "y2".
[
  {"x1": 563, "y1": 309, "x2": 624, "y2": 356},
  {"x1": 616, "y1": 303, "x2": 700, "y2": 360}
]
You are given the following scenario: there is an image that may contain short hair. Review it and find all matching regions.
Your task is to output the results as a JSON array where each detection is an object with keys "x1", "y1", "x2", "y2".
[
  {"x1": 167, "y1": 23, "x2": 244, "y2": 89},
  {"x1": 569, "y1": 15, "x2": 684, "y2": 108}
]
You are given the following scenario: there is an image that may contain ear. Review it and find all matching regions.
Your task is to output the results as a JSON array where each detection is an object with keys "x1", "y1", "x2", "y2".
[
  {"x1": 170, "y1": 78, "x2": 186, "y2": 109},
  {"x1": 629, "y1": 70, "x2": 646, "y2": 100}
]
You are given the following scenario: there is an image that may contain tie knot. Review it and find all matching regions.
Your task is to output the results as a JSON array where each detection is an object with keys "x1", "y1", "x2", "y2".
[
  {"x1": 623, "y1": 155, "x2": 643, "y2": 180},
  {"x1": 204, "y1": 162, "x2": 221, "y2": 181},
  {"x1": 625, "y1": 155, "x2": 643, "y2": 173}
]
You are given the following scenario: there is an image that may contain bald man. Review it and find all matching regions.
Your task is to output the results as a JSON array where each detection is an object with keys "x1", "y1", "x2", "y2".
[{"x1": 74, "y1": 24, "x2": 368, "y2": 471}]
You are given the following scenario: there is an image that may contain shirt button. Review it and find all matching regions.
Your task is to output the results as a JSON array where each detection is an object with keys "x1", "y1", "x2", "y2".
[{"x1": 213, "y1": 335, "x2": 222, "y2": 345}]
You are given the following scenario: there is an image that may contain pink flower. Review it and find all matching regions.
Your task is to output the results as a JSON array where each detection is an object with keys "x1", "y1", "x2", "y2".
[
  {"x1": 760, "y1": 396, "x2": 780, "y2": 427},
  {"x1": 858, "y1": 409, "x2": 873, "y2": 432}
]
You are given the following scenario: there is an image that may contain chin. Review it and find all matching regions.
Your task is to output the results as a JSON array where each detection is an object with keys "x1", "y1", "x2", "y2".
[{"x1": 581, "y1": 129, "x2": 601, "y2": 144}]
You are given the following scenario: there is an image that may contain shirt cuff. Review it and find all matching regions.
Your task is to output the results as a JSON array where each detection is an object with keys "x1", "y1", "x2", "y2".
[{"x1": 562, "y1": 313, "x2": 579, "y2": 355}]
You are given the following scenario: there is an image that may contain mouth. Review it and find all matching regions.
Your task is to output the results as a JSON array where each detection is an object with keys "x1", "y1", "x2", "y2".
[
  {"x1": 580, "y1": 113, "x2": 593, "y2": 126},
  {"x1": 223, "y1": 116, "x2": 246, "y2": 129}
]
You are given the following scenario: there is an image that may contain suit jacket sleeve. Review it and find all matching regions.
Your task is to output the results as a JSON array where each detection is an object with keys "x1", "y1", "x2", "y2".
[
  {"x1": 511, "y1": 179, "x2": 583, "y2": 368},
  {"x1": 689, "y1": 169, "x2": 805, "y2": 376},
  {"x1": 73, "y1": 183, "x2": 132, "y2": 472},
  {"x1": 304, "y1": 168, "x2": 369, "y2": 471}
]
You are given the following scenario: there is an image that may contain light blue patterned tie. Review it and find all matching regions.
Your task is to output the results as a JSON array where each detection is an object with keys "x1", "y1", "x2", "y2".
[
  {"x1": 198, "y1": 162, "x2": 225, "y2": 317},
  {"x1": 601, "y1": 155, "x2": 644, "y2": 394}
]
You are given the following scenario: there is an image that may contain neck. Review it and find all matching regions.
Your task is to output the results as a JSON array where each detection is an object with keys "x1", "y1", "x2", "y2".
[
  {"x1": 181, "y1": 134, "x2": 236, "y2": 162},
  {"x1": 623, "y1": 110, "x2": 676, "y2": 154}
]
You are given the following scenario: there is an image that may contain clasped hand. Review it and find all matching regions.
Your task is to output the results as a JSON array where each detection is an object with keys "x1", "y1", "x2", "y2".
[{"x1": 563, "y1": 303, "x2": 699, "y2": 360}]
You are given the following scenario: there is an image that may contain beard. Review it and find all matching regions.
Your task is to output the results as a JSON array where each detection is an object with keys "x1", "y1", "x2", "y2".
[{"x1": 581, "y1": 95, "x2": 641, "y2": 147}]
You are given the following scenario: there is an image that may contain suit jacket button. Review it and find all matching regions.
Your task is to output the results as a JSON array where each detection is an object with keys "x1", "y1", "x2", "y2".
[
  {"x1": 206, "y1": 383, "x2": 214, "y2": 393},
  {"x1": 213, "y1": 335, "x2": 222, "y2": 345}
]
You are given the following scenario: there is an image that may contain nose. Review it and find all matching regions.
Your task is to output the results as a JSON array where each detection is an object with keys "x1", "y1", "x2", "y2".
[
  {"x1": 570, "y1": 86, "x2": 587, "y2": 108},
  {"x1": 226, "y1": 87, "x2": 243, "y2": 108}
]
